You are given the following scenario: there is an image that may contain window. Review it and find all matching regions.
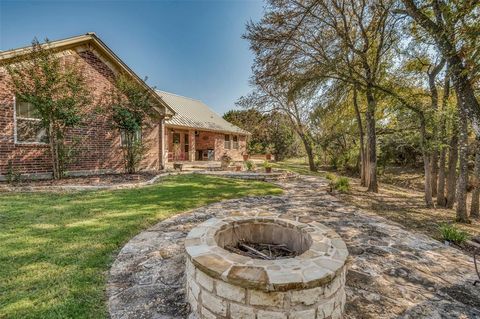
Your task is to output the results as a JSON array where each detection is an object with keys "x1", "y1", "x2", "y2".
[
  {"x1": 224, "y1": 134, "x2": 231, "y2": 149},
  {"x1": 184, "y1": 133, "x2": 189, "y2": 153},
  {"x1": 173, "y1": 132, "x2": 180, "y2": 144},
  {"x1": 14, "y1": 98, "x2": 47, "y2": 144},
  {"x1": 120, "y1": 129, "x2": 141, "y2": 146},
  {"x1": 232, "y1": 135, "x2": 239, "y2": 149}
]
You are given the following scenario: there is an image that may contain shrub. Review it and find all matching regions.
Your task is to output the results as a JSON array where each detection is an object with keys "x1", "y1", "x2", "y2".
[
  {"x1": 326, "y1": 173, "x2": 350, "y2": 192},
  {"x1": 439, "y1": 223, "x2": 469, "y2": 245},
  {"x1": 6, "y1": 161, "x2": 21, "y2": 184},
  {"x1": 334, "y1": 177, "x2": 350, "y2": 192},
  {"x1": 244, "y1": 160, "x2": 255, "y2": 171},
  {"x1": 263, "y1": 161, "x2": 273, "y2": 169},
  {"x1": 325, "y1": 172, "x2": 336, "y2": 181}
]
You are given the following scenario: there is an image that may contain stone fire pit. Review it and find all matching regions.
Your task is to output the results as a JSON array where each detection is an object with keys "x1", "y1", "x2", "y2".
[{"x1": 185, "y1": 216, "x2": 348, "y2": 318}]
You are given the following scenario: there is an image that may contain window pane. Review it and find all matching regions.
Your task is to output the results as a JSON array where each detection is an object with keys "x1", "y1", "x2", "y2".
[
  {"x1": 16, "y1": 100, "x2": 40, "y2": 119},
  {"x1": 233, "y1": 135, "x2": 238, "y2": 142},
  {"x1": 16, "y1": 119, "x2": 47, "y2": 143},
  {"x1": 224, "y1": 135, "x2": 230, "y2": 141},
  {"x1": 173, "y1": 133, "x2": 180, "y2": 144}
]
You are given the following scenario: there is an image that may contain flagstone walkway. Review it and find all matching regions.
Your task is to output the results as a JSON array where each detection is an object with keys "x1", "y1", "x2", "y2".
[{"x1": 107, "y1": 175, "x2": 480, "y2": 318}]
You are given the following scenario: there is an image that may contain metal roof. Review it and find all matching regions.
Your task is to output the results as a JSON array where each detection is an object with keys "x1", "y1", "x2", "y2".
[{"x1": 157, "y1": 90, "x2": 250, "y2": 135}]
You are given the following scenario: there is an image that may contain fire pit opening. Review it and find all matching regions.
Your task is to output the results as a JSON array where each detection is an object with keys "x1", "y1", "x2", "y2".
[
  {"x1": 216, "y1": 220, "x2": 312, "y2": 259},
  {"x1": 185, "y1": 216, "x2": 348, "y2": 319}
]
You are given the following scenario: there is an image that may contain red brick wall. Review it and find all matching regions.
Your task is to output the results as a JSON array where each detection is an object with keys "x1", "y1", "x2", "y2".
[
  {"x1": 164, "y1": 128, "x2": 246, "y2": 161},
  {"x1": 0, "y1": 48, "x2": 160, "y2": 178}
]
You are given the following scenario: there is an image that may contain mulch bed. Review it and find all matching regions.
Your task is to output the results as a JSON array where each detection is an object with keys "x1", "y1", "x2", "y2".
[{"x1": 1, "y1": 172, "x2": 157, "y2": 187}]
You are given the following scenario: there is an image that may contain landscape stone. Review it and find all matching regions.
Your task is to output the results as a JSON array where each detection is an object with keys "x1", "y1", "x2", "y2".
[{"x1": 107, "y1": 174, "x2": 480, "y2": 319}]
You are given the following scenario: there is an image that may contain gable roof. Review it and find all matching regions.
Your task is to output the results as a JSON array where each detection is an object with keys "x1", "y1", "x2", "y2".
[
  {"x1": 157, "y1": 90, "x2": 250, "y2": 135},
  {"x1": 0, "y1": 33, "x2": 175, "y2": 118}
]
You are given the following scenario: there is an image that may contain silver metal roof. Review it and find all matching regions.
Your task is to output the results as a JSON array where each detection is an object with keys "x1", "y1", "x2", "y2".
[{"x1": 157, "y1": 90, "x2": 250, "y2": 135}]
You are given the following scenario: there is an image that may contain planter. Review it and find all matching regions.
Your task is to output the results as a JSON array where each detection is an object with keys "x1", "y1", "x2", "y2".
[
  {"x1": 242, "y1": 154, "x2": 249, "y2": 161},
  {"x1": 235, "y1": 165, "x2": 242, "y2": 171},
  {"x1": 266, "y1": 154, "x2": 272, "y2": 160},
  {"x1": 265, "y1": 167, "x2": 272, "y2": 173},
  {"x1": 173, "y1": 163, "x2": 183, "y2": 171}
]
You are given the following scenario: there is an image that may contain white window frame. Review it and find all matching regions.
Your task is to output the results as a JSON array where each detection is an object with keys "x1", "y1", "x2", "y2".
[
  {"x1": 224, "y1": 134, "x2": 231, "y2": 150},
  {"x1": 13, "y1": 96, "x2": 48, "y2": 145},
  {"x1": 232, "y1": 135, "x2": 239, "y2": 149}
]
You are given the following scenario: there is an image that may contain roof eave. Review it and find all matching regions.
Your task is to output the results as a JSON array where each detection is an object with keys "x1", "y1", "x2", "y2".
[{"x1": 0, "y1": 32, "x2": 176, "y2": 118}]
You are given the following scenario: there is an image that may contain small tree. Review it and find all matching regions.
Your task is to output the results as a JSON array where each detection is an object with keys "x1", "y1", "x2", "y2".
[
  {"x1": 4, "y1": 38, "x2": 91, "y2": 179},
  {"x1": 109, "y1": 74, "x2": 155, "y2": 174}
]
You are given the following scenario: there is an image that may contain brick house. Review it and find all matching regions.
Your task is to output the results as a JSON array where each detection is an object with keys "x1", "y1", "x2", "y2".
[
  {"x1": 157, "y1": 90, "x2": 249, "y2": 163},
  {"x1": 0, "y1": 33, "x2": 249, "y2": 180}
]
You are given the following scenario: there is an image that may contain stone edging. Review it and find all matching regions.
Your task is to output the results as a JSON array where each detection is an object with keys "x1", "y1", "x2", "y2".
[
  {"x1": 0, "y1": 170, "x2": 297, "y2": 192},
  {"x1": 197, "y1": 170, "x2": 298, "y2": 181},
  {"x1": 0, "y1": 171, "x2": 192, "y2": 192}
]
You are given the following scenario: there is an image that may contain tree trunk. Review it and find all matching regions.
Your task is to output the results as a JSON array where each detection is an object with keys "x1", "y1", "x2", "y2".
[
  {"x1": 298, "y1": 133, "x2": 316, "y2": 172},
  {"x1": 446, "y1": 125, "x2": 458, "y2": 209},
  {"x1": 365, "y1": 86, "x2": 378, "y2": 192},
  {"x1": 49, "y1": 123, "x2": 60, "y2": 180},
  {"x1": 304, "y1": 139, "x2": 316, "y2": 172},
  {"x1": 353, "y1": 85, "x2": 366, "y2": 186},
  {"x1": 437, "y1": 75, "x2": 450, "y2": 207},
  {"x1": 427, "y1": 59, "x2": 444, "y2": 197},
  {"x1": 471, "y1": 137, "x2": 480, "y2": 219},
  {"x1": 420, "y1": 114, "x2": 434, "y2": 207},
  {"x1": 431, "y1": 152, "x2": 438, "y2": 197},
  {"x1": 456, "y1": 100, "x2": 469, "y2": 222}
]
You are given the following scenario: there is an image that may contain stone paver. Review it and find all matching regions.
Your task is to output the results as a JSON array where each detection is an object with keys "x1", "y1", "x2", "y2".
[{"x1": 107, "y1": 175, "x2": 480, "y2": 318}]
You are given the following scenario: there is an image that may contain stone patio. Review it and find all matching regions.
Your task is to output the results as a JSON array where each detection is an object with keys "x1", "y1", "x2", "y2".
[{"x1": 107, "y1": 175, "x2": 480, "y2": 318}]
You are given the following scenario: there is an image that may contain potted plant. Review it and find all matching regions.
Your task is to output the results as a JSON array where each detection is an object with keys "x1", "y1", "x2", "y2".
[
  {"x1": 235, "y1": 164, "x2": 242, "y2": 171},
  {"x1": 242, "y1": 152, "x2": 249, "y2": 161},
  {"x1": 220, "y1": 153, "x2": 232, "y2": 169},
  {"x1": 244, "y1": 160, "x2": 255, "y2": 171},
  {"x1": 263, "y1": 160, "x2": 273, "y2": 173}
]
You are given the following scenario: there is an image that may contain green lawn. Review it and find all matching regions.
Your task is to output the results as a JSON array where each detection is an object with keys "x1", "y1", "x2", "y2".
[{"x1": 0, "y1": 174, "x2": 282, "y2": 319}]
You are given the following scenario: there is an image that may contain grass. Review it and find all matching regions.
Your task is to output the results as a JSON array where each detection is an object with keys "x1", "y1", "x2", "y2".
[
  {"x1": 439, "y1": 223, "x2": 470, "y2": 244},
  {"x1": 273, "y1": 158, "x2": 480, "y2": 241},
  {"x1": 0, "y1": 174, "x2": 282, "y2": 319}
]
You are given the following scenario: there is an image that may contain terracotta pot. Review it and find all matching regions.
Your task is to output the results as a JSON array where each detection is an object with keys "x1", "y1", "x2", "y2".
[
  {"x1": 243, "y1": 154, "x2": 249, "y2": 161},
  {"x1": 236, "y1": 166, "x2": 242, "y2": 171},
  {"x1": 265, "y1": 167, "x2": 272, "y2": 173},
  {"x1": 266, "y1": 154, "x2": 272, "y2": 160}
]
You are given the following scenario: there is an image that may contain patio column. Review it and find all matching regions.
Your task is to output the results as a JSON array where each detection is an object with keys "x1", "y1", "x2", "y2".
[
  {"x1": 189, "y1": 129, "x2": 196, "y2": 161},
  {"x1": 160, "y1": 118, "x2": 166, "y2": 169}
]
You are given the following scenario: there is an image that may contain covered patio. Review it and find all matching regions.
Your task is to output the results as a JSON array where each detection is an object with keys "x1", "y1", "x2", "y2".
[{"x1": 156, "y1": 90, "x2": 249, "y2": 165}]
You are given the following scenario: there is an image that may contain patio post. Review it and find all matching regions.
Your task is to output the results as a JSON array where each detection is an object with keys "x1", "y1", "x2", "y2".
[
  {"x1": 189, "y1": 129, "x2": 196, "y2": 161},
  {"x1": 160, "y1": 118, "x2": 166, "y2": 169}
]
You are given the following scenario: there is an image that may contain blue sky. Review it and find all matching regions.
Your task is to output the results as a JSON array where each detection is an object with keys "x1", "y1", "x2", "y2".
[{"x1": 0, "y1": 0, "x2": 263, "y2": 114}]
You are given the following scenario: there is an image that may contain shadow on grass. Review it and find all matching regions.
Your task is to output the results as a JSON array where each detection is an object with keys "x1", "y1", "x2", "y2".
[{"x1": 0, "y1": 174, "x2": 282, "y2": 319}]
